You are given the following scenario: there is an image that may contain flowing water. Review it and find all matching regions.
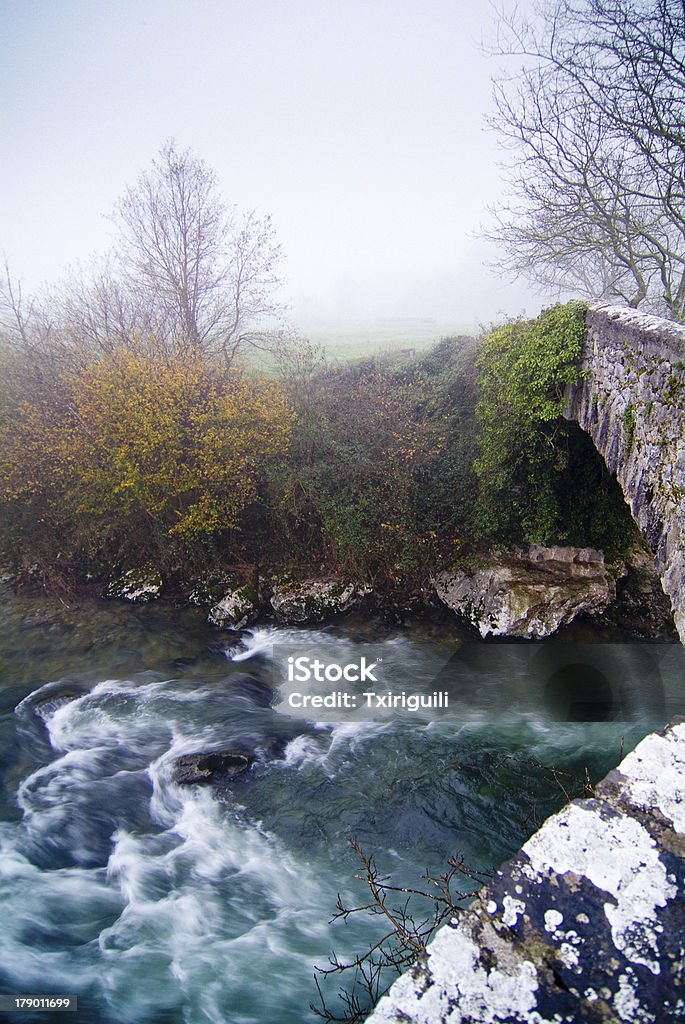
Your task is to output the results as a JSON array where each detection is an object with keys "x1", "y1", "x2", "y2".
[{"x1": 0, "y1": 591, "x2": 682, "y2": 1024}]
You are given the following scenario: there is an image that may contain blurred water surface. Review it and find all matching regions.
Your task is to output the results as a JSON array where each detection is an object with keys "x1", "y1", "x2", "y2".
[{"x1": 0, "y1": 593, "x2": 680, "y2": 1023}]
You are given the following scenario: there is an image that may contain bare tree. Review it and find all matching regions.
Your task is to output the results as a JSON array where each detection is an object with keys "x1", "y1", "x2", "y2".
[
  {"x1": 0, "y1": 261, "x2": 36, "y2": 348},
  {"x1": 38, "y1": 142, "x2": 284, "y2": 364},
  {"x1": 485, "y1": 0, "x2": 685, "y2": 319},
  {"x1": 109, "y1": 141, "x2": 284, "y2": 363},
  {"x1": 0, "y1": 261, "x2": 82, "y2": 420},
  {"x1": 50, "y1": 261, "x2": 144, "y2": 356}
]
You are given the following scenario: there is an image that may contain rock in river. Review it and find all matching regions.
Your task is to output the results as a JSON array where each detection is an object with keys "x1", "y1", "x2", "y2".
[
  {"x1": 269, "y1": 578, "x2": 372, "y2": 624},
  {"x1": 207, "y1": 585, "x2": 261, "y2": 629},
  {"x1": 173, "y1": 750, "x2": 255, "y2": 786},
  {"x1": 432, "y1": 545, "x2": 614, "y2": 639}
]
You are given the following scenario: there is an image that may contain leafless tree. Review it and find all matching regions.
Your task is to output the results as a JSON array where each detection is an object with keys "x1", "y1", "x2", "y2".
[
  {"x1": 485, "y1": 0, "x2": 685, "y2": 319},
  {"x1": 49, "y1": 260, "x2": 144, "y2": 357},
  {"x1": 0, "y1": 261, "x2": 82, "y2": 419},
  {"x1": 0, "y1": 261, "x2": 36, "y2": 349},
  {"x1": 40, "y1": 142, "x2": 284, "y2": 364}
]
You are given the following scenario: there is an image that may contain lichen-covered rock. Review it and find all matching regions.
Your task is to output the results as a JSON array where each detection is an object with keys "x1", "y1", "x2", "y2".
[
  {"x1": 367, "y1": 719, "x2": 685, "y2": 1024},
  {"x1": 270, "y1": 578, "x2": 372, "y2": 624},
  {"x1": 187, "y1": 576, "x2": 232, "y2": 608},
  {"x1": 105, "y1": 567, "x2": 163, "y2": 602},
  {"x1": 208, "y1": 584, "x2": 261, "y2": 629},
  {"x1": 432, "y1": 546, "x2": 612, "y2": 638}
]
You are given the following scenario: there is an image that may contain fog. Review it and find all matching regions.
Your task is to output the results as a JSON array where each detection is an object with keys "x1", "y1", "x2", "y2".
[{"x1": 1, "y1": 0, "x2": 544, "y2": 327}]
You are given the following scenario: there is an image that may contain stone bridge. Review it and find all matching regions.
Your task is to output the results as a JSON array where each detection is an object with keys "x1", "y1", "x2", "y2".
[
  {"x1": 566, "y1": 304, "x2": 685, "y2": 643},
  {"x1": 363, "y1": 306, "x2": 685, "y2": 1024}
]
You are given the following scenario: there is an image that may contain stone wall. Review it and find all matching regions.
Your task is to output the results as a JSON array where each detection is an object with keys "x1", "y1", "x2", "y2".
[
  {"x1": 566, "y1": 304, "x2": 685, "y2": 642},
  {"x1": 365, "y1": 718, "x2": 685, "y2": 1024}
]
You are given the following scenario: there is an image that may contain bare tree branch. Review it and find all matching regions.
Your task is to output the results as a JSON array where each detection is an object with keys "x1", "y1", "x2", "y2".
[
  {"x1": 311, "y1": 838, "x2": 490, "y2": 1023},
  {"x1": 484, "y1": 0, "x2": 685, "y2": 319},
  {"x1": 35, "y1": 142, "x2": 285, "y2": 365}
]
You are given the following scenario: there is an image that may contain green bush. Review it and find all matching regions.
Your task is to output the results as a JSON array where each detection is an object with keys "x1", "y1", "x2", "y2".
[
  {"x1": 262, "y1": 338, "x2": 481, "y2": 584},
  {"x1": 475, "y1": 301, "x2": 635, "y2": 554}
]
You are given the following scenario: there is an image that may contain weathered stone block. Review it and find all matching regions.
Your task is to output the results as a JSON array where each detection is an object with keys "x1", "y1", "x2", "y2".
[
  {"x1": 366, "y1": 720, "x2": 685, "y2": 1023},
  {"x1": 432, "y1": 547, "x2": 612, "y2": 639}
]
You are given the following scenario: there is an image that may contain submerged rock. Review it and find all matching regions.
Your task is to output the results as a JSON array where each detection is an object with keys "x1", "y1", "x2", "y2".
[
  {"x1": 205, "y1": 631, "x2": 251, "y2": 659},
  {"x1": 33, "y1": 691, "x2": 82, "y2": 721},
  {"x1": 432, "y1": 546, "x2": 613, "y2": 638},
  {"x1": 106, "y1": 568, "x2": 163, "y2": 602},
  {"x1": 173, "y1": 750, "x2": 255, "y2": 785},
  {"x1": 269, "y1": 578, "x2": 372, "y2": 624},
  {"x1": 27, "y1": 684, "x2": 87, "y2": 724}
]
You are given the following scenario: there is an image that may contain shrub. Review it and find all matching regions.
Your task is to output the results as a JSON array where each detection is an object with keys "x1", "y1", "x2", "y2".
[
  {"x1": 265, "y1": 338, "x2": 481, "y2": 584},
  {"x1": 0, "y1": 350, "x2": 293, "y2": 576},
  {"x1": 475, "y1": 301, "x2": 636, "y2": 554},
  {"x1": 475, "y1": 302, "x2": 586, "y2": 543}
]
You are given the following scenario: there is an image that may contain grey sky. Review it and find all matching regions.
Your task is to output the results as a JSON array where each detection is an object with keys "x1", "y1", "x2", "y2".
[{"x1": 1, "y1": 0, "x2": 543, "y2": 326}]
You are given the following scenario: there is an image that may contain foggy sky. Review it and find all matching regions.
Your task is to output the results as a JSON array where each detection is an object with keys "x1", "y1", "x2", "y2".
[{"x1": 1, "y1": 0, "x2": 545, "y2": 326}]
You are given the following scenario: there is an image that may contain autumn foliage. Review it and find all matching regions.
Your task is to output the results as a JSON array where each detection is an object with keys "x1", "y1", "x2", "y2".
[
  {"x1": 0, "y1": 304, "x2": 637, "y2": 592},
  {"x1": 0, "y1": 349, "x2": 293, "y2": 576}
]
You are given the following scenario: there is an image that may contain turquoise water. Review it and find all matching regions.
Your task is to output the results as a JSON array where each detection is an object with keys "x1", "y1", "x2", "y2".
[{"x1": 0, "y1": 593, "x2": 680, "y2": 1023}]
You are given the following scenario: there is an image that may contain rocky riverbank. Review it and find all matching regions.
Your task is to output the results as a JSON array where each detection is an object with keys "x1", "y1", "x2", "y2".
[{"x1": 99, "y1": 542, "x2": 676, "y2": 641}]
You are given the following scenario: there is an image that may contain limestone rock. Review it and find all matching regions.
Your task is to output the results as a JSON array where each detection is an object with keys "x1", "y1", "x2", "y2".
[
  {"x1": 187, "y1": 576, "x2": 232, "y2": 607},
  {"x1": 269, "y1": 578, "x2": 372, "y2": 624},
  {"x1": 105, "y1": 567, "x2": 163, "y2": 602},
  {"x1": 208, "y1": 584, "x2": 261, "y2": 629},
  {"x1": 367, "y1": 718, "x2": 685, "y2": 1024},
  {"x1": 432, "y1": 546, "x2": 612, "y2": 638}
]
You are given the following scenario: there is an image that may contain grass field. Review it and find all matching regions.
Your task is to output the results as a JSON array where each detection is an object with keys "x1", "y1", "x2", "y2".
[{"x1": 294, "y1": 317, "x2": 480, "y2": 361}]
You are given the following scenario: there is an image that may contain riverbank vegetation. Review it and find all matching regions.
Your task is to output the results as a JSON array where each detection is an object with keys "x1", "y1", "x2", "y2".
[
  {"x1": 0, "y1": 145, "x2": 637, "y2": 595},
  {"x1": 0, "y1": 347, "x2": 293, "y2": 585},
  {"x1": 0, "y1": 293, "x2": 636, "y2": 594}
]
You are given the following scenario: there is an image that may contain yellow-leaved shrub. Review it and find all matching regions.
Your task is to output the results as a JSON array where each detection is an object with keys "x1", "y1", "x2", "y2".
[{"x1": 0, "y1": 349, "x2": 294, "y2": 575}]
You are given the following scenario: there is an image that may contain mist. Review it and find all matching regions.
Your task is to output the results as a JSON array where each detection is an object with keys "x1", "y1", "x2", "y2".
[{"x1": 1, "y1": 0, "x2": 545, "y2": 329}]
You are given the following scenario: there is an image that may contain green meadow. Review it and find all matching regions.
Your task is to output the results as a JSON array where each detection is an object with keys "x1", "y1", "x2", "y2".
[{"x1": 294, "y1": 318, "x2": 479, "y2": 360}]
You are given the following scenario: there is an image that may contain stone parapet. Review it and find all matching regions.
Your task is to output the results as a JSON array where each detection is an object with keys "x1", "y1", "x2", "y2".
[
  {"x1": 366, "y1": 718, "x2": 685, "y2": 1024},
  {"x1": 566, "y1": 304, "x2": 685, "y2": 642}
]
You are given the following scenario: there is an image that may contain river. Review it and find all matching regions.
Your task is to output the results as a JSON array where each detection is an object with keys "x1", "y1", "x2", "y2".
[{"x1": 0, "y1": 591, "x2": 682, "y2": 1023}]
